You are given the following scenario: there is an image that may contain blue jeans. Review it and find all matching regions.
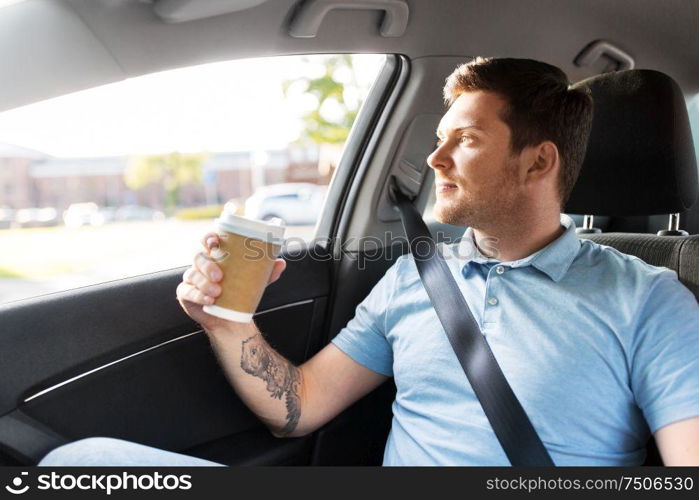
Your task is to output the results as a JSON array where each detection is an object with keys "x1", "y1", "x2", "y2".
[{"x1": 38, "y1": 437, "x2": 225, "y2": 467}]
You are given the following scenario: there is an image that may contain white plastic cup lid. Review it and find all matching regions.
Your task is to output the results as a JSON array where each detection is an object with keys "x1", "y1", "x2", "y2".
[{"x1": 215, "y1": 208, "x2": 285, "y2": 244}]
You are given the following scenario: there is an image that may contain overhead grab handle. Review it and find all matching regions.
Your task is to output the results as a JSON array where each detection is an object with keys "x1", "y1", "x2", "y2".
[
  {"x1": 288, "y1": 0, "x2": 409, "y2": 38},
  {"x1": 574, "y1": 40, "x2": 635, "y2": 72}
]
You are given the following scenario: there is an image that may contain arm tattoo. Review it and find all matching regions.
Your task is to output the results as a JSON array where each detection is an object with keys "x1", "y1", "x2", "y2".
[{"x1": 240, "y1": 333, "x2": 301, "y2": 435}]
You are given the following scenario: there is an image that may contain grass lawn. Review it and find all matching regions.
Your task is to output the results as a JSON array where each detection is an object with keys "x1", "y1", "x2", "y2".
[{"x1": 0, "y1": 266, "x2": 25, "y2": 278}]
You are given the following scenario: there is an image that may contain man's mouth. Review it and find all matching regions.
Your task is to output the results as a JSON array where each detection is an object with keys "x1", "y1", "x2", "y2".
[{"x1": 436, "y1": 182, "x2": 458, "y2": 193}]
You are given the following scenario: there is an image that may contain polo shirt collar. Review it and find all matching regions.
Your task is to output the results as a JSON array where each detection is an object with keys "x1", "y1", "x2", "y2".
[{"x1": 453, "y1": 214, "x2": 580, "y2": 282}]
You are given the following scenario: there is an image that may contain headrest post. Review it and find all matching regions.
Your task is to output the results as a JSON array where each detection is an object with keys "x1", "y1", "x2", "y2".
[
  {"x1": 669, "y1": 212, "x2": 680, "y2": 231},
  {"x1": 575, "y1": 214, "x2": 601, "y2": 235},
  {"x1": 657, "y1": 213, "x2": 688, "y2": 237}
]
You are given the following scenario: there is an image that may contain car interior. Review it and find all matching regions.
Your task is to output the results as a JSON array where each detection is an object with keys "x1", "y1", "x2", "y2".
[{"x1": 1, "y1": 0, "x2": 698, "y2": 466}]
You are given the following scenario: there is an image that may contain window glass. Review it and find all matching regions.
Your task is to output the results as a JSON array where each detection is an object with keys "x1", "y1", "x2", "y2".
[
  {"x1": 688, "y1": 93, "x2": 699, "y2": 158},
  {"x1": 423, "y1": 180, "x2": 437, "y2": 221},
  {"x1": 0, "y1": 54, "x2": 386, "y2": 304}
]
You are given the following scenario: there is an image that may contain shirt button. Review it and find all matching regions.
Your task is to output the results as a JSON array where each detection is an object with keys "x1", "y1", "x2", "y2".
[
  {"x1": 495, "y1": 265, "x2": 505, "y2": 274},
  {"x1": 488, "y1": 297, "x2": 498, "y2": 306}
]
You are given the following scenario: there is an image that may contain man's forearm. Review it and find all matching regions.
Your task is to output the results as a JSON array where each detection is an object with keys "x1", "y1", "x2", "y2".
[{"x1": 205, "y1": 321, "x2": 304, "y2": 437}]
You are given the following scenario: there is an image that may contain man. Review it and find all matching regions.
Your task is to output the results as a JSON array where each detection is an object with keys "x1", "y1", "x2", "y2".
[{"x1": 40, "y1": 57, "x2": 699, "y2": 466}]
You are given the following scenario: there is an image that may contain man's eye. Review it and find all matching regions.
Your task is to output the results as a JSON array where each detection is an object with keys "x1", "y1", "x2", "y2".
[
  {"x1": 435, "y1": 137, "x2": 444, "y2": 146},
  {"x1": 459, "y1": 135, "x2": 474, "y2": 144}
]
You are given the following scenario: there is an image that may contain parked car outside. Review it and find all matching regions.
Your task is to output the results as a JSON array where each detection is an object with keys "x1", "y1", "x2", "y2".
[
  {"x1": 15, "y1": 207, "x2": 58, "y2": 228},
  {"x1": 0, "y1": 207, "x2": 14, "y2": 229},
  {"x1": 64, "y1": 202, "x2": 163, "y2": 227},
  {"x1": 244, "y1": 183, "x2": 327, "y2": 226},
  {"x1": 63, "y1": 202, "x2": 101, "y2": 228},
  {"x1": 114, "y1": 205, "x2": 165, "y2": 223}
]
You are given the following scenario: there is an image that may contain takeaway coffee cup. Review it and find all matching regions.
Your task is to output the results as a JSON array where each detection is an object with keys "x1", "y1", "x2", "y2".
[{"x1": 202, "y1": 206, "x2": 285, "y2": 323}]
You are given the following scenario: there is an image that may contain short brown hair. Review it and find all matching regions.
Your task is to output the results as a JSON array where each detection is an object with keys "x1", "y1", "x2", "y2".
[{"x1": 443, "y1": 57, "x2": 593, "y2": 208}]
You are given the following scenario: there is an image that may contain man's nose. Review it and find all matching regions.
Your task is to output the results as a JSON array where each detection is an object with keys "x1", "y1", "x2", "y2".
[{"x1": 427, "y1": 142, "x2": 451, "y2": 171}]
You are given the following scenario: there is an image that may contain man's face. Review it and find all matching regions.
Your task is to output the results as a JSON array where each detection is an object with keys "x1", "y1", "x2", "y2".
[{"x1": 427, "y1": 90, "x2": 526, "y2": 228}]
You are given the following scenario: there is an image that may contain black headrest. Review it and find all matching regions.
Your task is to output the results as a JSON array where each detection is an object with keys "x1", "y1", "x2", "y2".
[{"x1": 564, "y1": 69, "x2": 698, "y2": 216}]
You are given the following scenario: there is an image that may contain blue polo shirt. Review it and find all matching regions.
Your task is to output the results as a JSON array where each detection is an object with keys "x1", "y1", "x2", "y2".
[{"x1": 331, "y1": 214, "x2": 699, "y2": 466}]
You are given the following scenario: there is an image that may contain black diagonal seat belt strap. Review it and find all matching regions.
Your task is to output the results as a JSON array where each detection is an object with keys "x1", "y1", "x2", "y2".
[{"x1": 389, "y1": 177, "x2": 554, "y2": 466}]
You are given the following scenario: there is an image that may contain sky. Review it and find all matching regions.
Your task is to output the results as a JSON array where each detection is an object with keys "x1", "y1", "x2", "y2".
[{"x1": 0, "y1": 54, "x2": 385, "y2": 158}]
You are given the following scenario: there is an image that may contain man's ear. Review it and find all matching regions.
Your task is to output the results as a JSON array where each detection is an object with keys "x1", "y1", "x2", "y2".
[{"x1": 526, "y1": 141, "x2": 559, "y2": 181}]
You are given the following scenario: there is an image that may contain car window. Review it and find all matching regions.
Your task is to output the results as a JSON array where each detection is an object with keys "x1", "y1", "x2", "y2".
[
  {"x1": 269, "y1": 194, "x2": 300, "y2": 200},
  {"x1": 0, "y1": 54, "x2": 386, "y2": 304},
  {"x1": 423, "y1": 183, "x2": 438, "y2": 222},
  {"x1": 688, "y1": 93, "x2": 699, "y2": 158}
]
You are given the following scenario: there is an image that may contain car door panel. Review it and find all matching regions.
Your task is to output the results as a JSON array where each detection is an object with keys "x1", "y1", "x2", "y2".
[
  {"x1": 309, "y1": 243, "x2": 407, "y2": 465},
  {"x1": 0, "y1": 244, "x2": 329, "y2": 465}
]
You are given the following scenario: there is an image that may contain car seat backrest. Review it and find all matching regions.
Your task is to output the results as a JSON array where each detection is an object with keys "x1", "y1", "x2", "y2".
[
  {"x1": 577, "y1": 232, "x2": 699, "y2": 298},
  {"x1": 567, "y1": 69, "x2": 699, "y2": 302},
  {"x1": 566, "y1": 69, "x2": 698, "y2": 218},
  {"x1": 675, "y1": 237, "x2": 699, "y2": 298}
]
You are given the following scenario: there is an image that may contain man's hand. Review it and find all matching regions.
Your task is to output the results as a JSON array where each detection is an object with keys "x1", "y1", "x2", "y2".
[{"x1": 176, "y1": 231, "x2": 287, "y2": 331}]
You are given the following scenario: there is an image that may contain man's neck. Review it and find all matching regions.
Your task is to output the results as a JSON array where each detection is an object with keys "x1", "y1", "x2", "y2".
[{"x1": 472, "y1": 214, "x2": 565, "y2": 263}]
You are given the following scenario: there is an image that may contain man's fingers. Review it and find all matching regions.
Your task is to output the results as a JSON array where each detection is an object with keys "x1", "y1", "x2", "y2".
[
  {"x1": 183, "y1": 266, "x2": 221, "y2": 298},
  {"x1": 194, "y1": 251, "x2": 223, "y2": 281},
  {"x1": 200, "y1": 231, "x2": 220, "y2": 251},
  {"x1": 268, "y1": 258, "x2": 287, "y2": 284},
  {"x1": 177, "y1": 281, "x2": 215, "y2": 305}
]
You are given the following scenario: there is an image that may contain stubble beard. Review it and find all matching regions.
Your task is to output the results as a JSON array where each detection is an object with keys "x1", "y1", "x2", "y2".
[{"x1": 433, "y1": 163, "x2": 522, "y2": 230}]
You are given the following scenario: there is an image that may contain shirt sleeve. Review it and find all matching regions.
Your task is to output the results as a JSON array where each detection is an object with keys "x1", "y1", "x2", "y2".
[
  {"x1": 630, "y1": 269, "x2": 699, "y2": 434},
  {"x1": 330, "y1": 256, "x2": 404, "y2": 377}
]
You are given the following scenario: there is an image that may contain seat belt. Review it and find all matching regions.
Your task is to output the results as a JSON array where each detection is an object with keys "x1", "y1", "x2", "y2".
[{"x1": 389, "y1": 177, "x2": 554, "y2": 466}]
